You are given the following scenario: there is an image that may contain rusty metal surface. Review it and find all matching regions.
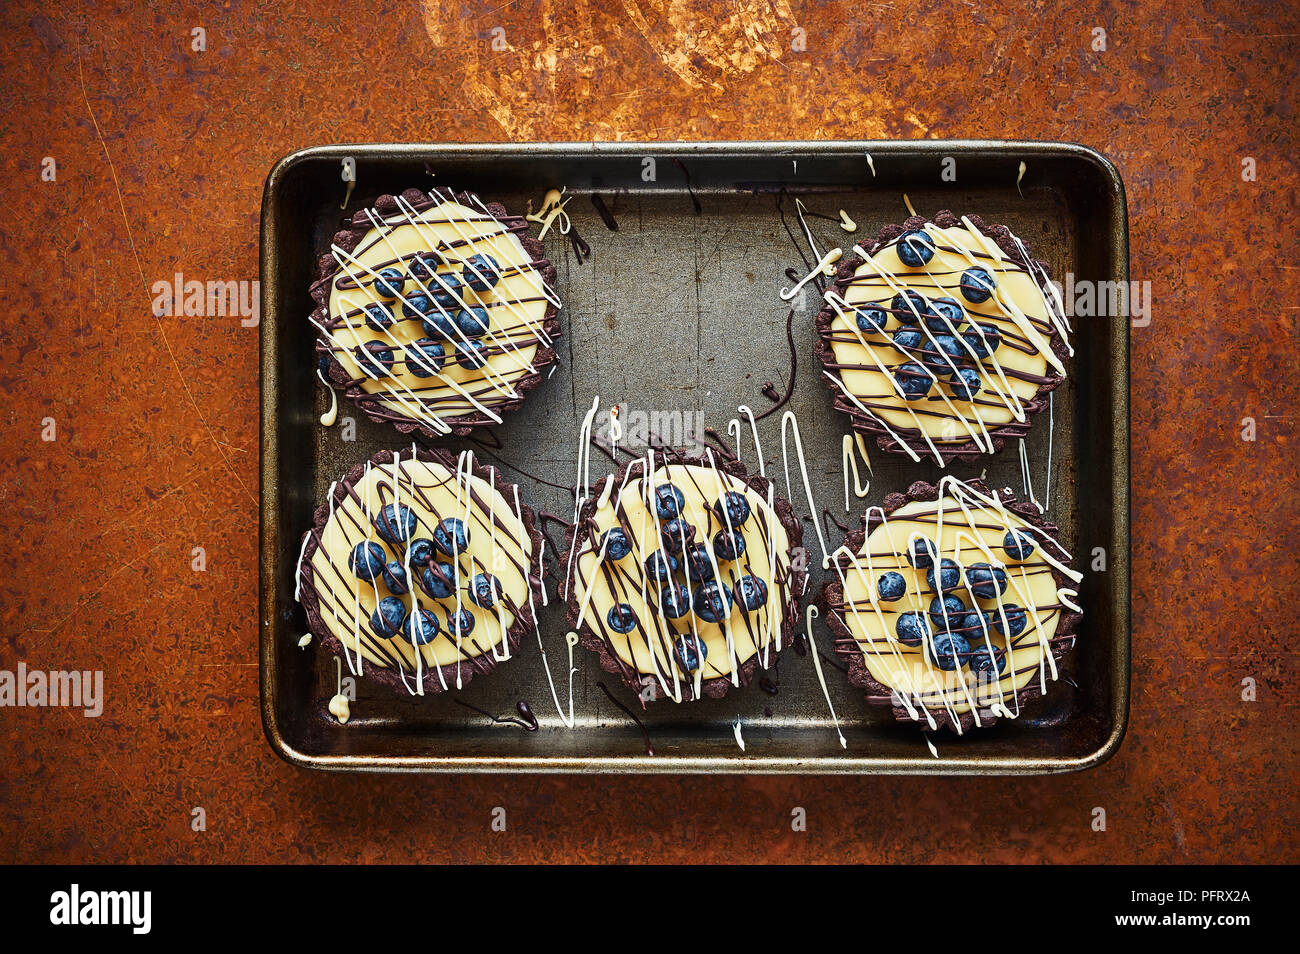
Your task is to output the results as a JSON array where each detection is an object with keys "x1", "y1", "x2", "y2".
[
  {"x1": 0, "y1": 0, "x2": 1296, "y2": 861},
  {"x1": 261, "y1": 141, "x2": 1129, "y2": 773}
]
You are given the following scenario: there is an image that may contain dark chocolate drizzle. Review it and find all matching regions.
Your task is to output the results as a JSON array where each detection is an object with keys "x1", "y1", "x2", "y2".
[
  {"x1": 590, "y1": 193, "x2": 619, "y2": 231},
  {"x1": 821, "y1": 507, "x2": 850, "y2": 539},
  {"x1": 453, "y1": 697, "x2": 540, "y2": 731},
  {"x1": 462, "y1": 435, "x2": 574, "y2": 492},
  {"x1": 568, "y1": 226, "x2": 592, "y2": 263},
  {"x1": 597, "y1": 680, "x2": 654, "y2": 756},
  {"x1": 753, "y1": 307, "x2": 798, "y2": 422},
  {"x1": 671, "y1": 158, "x2": 702, "y2": 215},
  {"x1": 537, "y1": 511, "x2": 572, "y2": 565},
  {"x1": 703, "y1": 426, "x2": 737, "y2": 461}
]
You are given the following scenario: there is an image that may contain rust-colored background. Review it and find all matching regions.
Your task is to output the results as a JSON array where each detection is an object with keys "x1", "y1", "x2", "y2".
[{"x1": 1, "y1": 0, "x2": 1296, "y2": 864}]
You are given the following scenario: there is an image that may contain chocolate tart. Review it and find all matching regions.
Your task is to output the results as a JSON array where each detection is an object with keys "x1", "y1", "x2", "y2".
[
  {"x1": 309, "y1": 187, "x2": 561, "y2": 440},
  {"x1": 819, "y1": 477, "x2": 1083, "y2": 733},
  {"x1": 814, "y1": 210, "x2": 1071, "y2": 466},
  {"x1": 295, "y1": 446, "x2": 545, "y2": 695},
  {"x1": 560, "y1": 451, "x2": 806, "y2": 703}
]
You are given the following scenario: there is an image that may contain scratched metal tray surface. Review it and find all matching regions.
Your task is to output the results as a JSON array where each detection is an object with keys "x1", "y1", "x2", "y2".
[{"x1": 260, "y1": 141, "x2": 1130, "y2": 774}]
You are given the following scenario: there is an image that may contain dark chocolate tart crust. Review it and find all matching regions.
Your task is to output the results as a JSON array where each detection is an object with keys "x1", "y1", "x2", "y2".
[
  {"x1": 297, "y1": 446, "x2": 546, "y2": 695},
  {"x1": 818, "y1": 478, "x2": 1083, "y2": 733},
  {"x1": 560, "y1": 452, "x2": 807, "y2": 703},
  {"x1": 308, "y1": 188, "x2": 562, "y2": 439},
  {"x1": 814, "y1": 210, "x2": 1069, "y2": 466}
]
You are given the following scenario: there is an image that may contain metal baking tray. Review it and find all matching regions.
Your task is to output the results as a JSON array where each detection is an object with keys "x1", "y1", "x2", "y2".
[{"x1": 260, "y1": 141, "x2": 1129, "y2": 774}]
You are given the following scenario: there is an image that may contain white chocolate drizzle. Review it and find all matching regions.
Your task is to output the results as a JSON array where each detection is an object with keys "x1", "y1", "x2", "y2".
[
  {"x1": 804, "y1": 606, "x2": 847, "y2": 749},
  {"x1": 315, "y1": 367, "x2": 339, "y2": 426},
  {"x1": 841, "y1": 432, "x2": 872, "y2": 511}
]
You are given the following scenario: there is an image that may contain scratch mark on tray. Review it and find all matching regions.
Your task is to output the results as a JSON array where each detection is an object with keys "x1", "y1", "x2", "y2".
[{"x1": 77, "y1": 53, "x2": 255, "y2": 507}]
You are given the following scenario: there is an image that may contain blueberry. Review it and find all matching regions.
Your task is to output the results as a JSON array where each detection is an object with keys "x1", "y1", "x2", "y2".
[
  {"x1": 992, "y1": 603, "x2": 1028, "y2": 639},
  {"x1": 955, "y1": 610, "x2": 991, "y2": 638},
  {"x1": 896, "y1": 611, "x2": 930, "y2": 646},
  {"x1": 877, "y1": 571, "x2": 907, "y2": 602},
  {"x1": 712, "y1": 491, "x2": 751, "y2": 528},
  {"x1": 693, "y1": 581, "x2": 733, "y2": 623},
  {"x1": 674, "y1": 634, "x2": 708, "y2": 672},
  {"x1": 892, "y1": 328, "x2": 923, "y2": 353},
  {"x1": 406, "y1": 338, "x2": 446, "y2": 378},
  {"x1": 966, "y1": 562, "x2": 1009, "y2": 599},
  {"x1": 654, "y1": 483, "x2": 685, "y2": 519},
  {"x1": 421, "y1": 310, "x2": 458, "y2": 340},
  {"x1": 400, "y1": 293, "x2": 432, "y2": 321},
  {"x1": 432, "y1": 517, "x2": 469, "y2": 557},
  {"x1": 659, "y1": 581, "x2": 692, "y2": 619},
  {"x1": 948, "y1": 366, "x2": 982, "y2": 401},
  {"x1": 404, "y1": 607, "x2": 441, "y2": 646},
  {"x1": 682, "y1": 544, "x2": 716, "y2": 582},
  {"x1": 925, "y1": 296, "x2": 965, "y2": 333},
  {"x1": 429, "y1": 271, "x2": 464, "y2": 309},
  {"x1": 644, "y1": 550, "x2": 679, "y2": 584},
  {"x1": 1003, "y1": 529, "x2": 1036, "y2": 560},
  {"x1": 469, "y1": 572, "x2": 503, "y2": 608},
  {"x1": 926, "y1": 557, "x2": 962, "y2": 594},
  {"x1": 660, "y1": 518, "x2": 696, "y2": 554},
  {"x1": 601, "y1": 527, "x2": 632, "y2": 561},
  {"x1": 408, "y1": 253, "x2": 442, "y2": 283},
  {"x1": 405, "y1": 538, "x2": 436, "y2": 567},
  {"x1": 606, "y1": 603, "x2": 638, "y2": 634},
  {"x1": 968, "y1": 643, "x2": 1006, "y2": 675},
  {"x1": 369, "y1": 596, "x2": 408, "y2": 639},
  {"x1": 735, "y1": 575, "x2": 768, "y2": 611},
  {"x1": 353, "y1": 341, "x2": 395, "y2": 377},
  {"x1": 712, "y1": 528, "x2": 746, "y2": 561},
  {"x1": 418, "y1": 562, "x2": 457, "y2": 600},
  {"x1": 890, "y1": 289, "x2": 930, "y2": 324},
  {"x1": 456, "y1": 339, "x2": 490, "y2": 370},
  {"x1": 928, "y1": 593, "x2": 967, "y2": 627},
  {"x1": 375, "y1": 503, "x2": 417, "y2": 544},
  {"x1": 928, "y1": 630, "x2": 970, "y2": 671},
  {"x1": 381, "y1": 561, "x2": 410, "y2": 595},
  {"x1": 960, "y1": 266, "x2": 996, "y2": 303},
  {"x1": 962, "y1": 323, "x2": 1002, "y2": 358},
  {"x1": 920, "y1": 334, "x2": 964, "y2": 372},
  {"x1": 455, "y1": 305, "x2": 491, "y2": 338},
  {"x1": 907, "y1": 537, "x2": 938, "y2": 569},
  {"x1": 854, "y1": 304, "x2": 889, "y2": 334},
  {"x1": 897, "y1": 229, "x2": 936, "y2": 267},
  {"x1": 362, "y1": 302, "x2": 394, "y2": 331},
  {"x1": 463, "y1": 253, "x2": 501, "y2": 292},
  {"x1": 446, "y1": 607, "x2": 476, "y2": 639},
  {"x1": 374, "y1": 267, "x2": 406, "y2": 299},
  {"x1": 348, "y1": 542, "x2": 387, "y2": 580},
  {"x1": 894, "y1": 362, "x2": 932, "y2": 400}
]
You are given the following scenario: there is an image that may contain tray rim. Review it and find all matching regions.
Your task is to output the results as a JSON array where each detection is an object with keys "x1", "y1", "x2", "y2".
[{"x1": 259, "y1": 139, "x2": 1130, "y2": 775}]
